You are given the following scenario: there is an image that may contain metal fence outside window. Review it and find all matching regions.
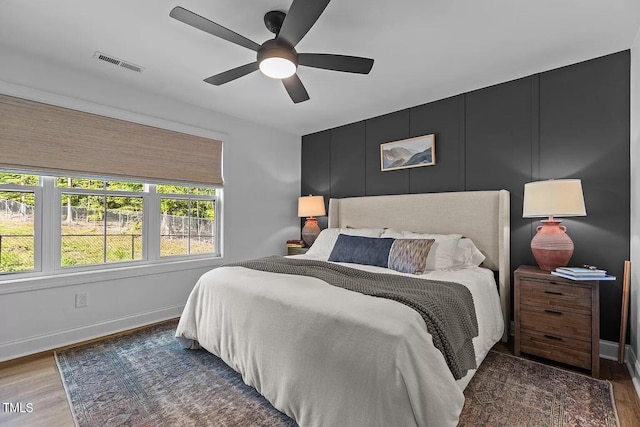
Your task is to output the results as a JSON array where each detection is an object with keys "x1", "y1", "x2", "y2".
[
  {"x1": 1, "y1": 198, "x2": 216, "y2": 272},
  {"x1": 61, "y1": 234, "x2": 143, "y2": 265},
  {"x1": 0, "y1": 234, "x2": 35, "y2": 273},
  {"x1": 1, "y1": 199, "x2": 34, "y2": 219}
]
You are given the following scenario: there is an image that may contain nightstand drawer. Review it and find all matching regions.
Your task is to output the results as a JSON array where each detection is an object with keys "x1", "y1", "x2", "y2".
[
  {"x1": 287, "y1": 247, "x2": 309, "y2": 256},
  {"x1": 519, "y1": 279, "x2": 591, "y2": 314},
  {"x1": 520, "y1": 329, "x2": 592, "y2": 369},
  {"x1": 520, "y1": 305, "x2": 591, "y2": 341}
]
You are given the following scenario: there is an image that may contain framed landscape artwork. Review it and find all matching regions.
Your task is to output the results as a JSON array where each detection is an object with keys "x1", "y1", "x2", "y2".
[{"x1": 380, "y1": 134, "x2": 435, "y2": 171}]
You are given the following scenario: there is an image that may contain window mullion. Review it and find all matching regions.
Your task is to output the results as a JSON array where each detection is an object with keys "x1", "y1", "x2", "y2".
[
  {"x1": 42, "y1": 177, "x2": 58, "y2": 272},
  {"x1": 146, "y1": 184, "x2": 159, "y2": 261},
  {"x1": 187, "y1": 199, "x2": 192, "y2": 255},
  {"x1": 103, "y1": 193, "x2": 107, "y2": 264},
  {"x1": 215, "y1": 192, "x2": 222, "y2": 257}
]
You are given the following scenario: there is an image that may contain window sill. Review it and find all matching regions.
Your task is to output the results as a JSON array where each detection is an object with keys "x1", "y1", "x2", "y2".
[{"x1": 0, "y1": 256, "x2": 224, "y2": 295}]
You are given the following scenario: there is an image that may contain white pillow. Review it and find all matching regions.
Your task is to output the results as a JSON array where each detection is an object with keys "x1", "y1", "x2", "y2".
[
  {"x1": 453, "y1": 238, "x2": 486, "y2": 267},
  {"x1": 380, "y1": 228, "x2": 404, "y2": 239},
  {"x1": 341, "y1": 227, "x2": 385, "y2": 237},
  {"x1": 305, "y1": 228, "x2": 385, "y2": 259},
  {"x1": 305, "y1": 228, "x2": 340, "y2": 258},
  {"x1": 402, "y1": 232, "x2": 462, "y2": 270},
  {"x1": 382, "y1": 230, "x2": 462, "y2": 270}
]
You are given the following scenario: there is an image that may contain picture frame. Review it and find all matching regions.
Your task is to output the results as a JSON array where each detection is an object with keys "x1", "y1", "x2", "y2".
[{"x1": 380, "y1": 134, "x2": 435, "y2": 172}]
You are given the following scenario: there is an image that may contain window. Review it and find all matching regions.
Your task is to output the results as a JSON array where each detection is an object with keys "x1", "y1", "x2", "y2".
[
  {"x1": 57, "y1": 178, "x2": 145, "y2": 267},
  {"x1": 0, "y1": 171, "x2": 221, "y2": 276},
  {"x1": 158, "y1": 185, "x2": 217, "y2": 257},
  {"x1": 0, "y1": 173, "x2": 40, "y2": 274}
]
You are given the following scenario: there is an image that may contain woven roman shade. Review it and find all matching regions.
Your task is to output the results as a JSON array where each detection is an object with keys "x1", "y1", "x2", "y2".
[{"x1": 0, "y1": 94, "x2": 222, "y2": 186}]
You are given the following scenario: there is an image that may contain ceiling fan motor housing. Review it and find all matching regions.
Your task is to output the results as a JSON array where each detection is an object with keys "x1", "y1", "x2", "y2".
[{"x1": 257, "y1": 39, "x2": 298, "y2": 67}]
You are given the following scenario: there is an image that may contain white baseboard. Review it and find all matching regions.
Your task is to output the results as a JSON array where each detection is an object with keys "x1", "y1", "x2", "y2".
[
  {"x1": 599, "y1": 339, "x2": 623, "y2": 361},
  {"x1": 627, "y1": 346, "x2": 640, "y2": 399},
  {"x1": 0, "y1": 305, "x2": 184, "y2": 362},
  {"x1": 598, "y1": 339, "x2": 640, "y2": 400}
]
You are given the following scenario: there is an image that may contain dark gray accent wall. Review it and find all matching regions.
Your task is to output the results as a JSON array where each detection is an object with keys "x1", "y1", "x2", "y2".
[
  {"x1": 409, "y1": 95, "x2": 465, "y2": 193},
  {"x1": 538, "y1": 54, "x2": 630, "y2": 341},
  {"x1": 301, "y1": 50, "x2": 630, "y2": 342},
  {"x1": 330, "y1": 122, "x2": 366, "y2": 199},
  {"x1": 301, "y1": 130, "x2": 331, "y2": 229},
  {"x1": 465, "y1": 76, "x2": 537, "y2": 292},
  {"x1": 365, "y1": 110, "x2": 411, "y2": 195}
]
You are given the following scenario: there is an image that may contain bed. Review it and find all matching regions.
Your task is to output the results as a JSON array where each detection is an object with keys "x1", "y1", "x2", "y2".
[{"x1": 176, "y1": 190, "x2": 510, "y2": 426}]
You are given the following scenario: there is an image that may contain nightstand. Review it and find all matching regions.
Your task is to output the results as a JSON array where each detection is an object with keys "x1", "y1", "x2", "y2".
[
  {"x1": 287, "y1": 246, "x2": 309, "y2": 256},
  {"x1": 514, "y1": 265, "x2": 600, "y2": 378}
]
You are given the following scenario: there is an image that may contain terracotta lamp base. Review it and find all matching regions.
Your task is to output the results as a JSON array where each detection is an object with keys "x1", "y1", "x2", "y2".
[
  {"x1": 531, "y1": 220, "x2": 574, "y2": 271},
  {"x1": 301, "y1": 217, "x2": 320, "y2": 247}
]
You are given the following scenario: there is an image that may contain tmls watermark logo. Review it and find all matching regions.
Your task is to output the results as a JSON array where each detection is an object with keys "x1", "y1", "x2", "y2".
[{"x1": 2, "y1": 402, "x2": 34, "y2": 413}]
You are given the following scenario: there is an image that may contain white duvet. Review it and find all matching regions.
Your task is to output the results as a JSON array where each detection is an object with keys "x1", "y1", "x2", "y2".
[{"x1": 175, "y1": 258, "x2": 504, "y2": 427}]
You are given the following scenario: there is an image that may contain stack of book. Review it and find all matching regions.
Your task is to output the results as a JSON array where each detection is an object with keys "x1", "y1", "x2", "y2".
[
  {"x1": 286, "y1": 239, "x2": 305, "y2": 248},
  {"x1": 551, "y1": 266, "x2": 616, "y2": 281}
]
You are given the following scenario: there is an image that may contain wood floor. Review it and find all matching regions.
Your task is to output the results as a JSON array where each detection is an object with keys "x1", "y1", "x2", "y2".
[
  {"x1": 0, "y1": 352, "x2": 73, "y2": 427},
  {"x1": 1, "y1": 336, "x2": 639, "y2": 426}
]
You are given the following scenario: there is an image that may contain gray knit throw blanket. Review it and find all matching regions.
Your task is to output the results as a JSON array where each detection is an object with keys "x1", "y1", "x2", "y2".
[{"x1": 226, "y1": 256, "x2": 478, "y2": 379}]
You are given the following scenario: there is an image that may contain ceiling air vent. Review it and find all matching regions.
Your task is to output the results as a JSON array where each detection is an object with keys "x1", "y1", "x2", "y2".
[{"x1": 93, "y1": 51, "x2": 144, "y2": 73}]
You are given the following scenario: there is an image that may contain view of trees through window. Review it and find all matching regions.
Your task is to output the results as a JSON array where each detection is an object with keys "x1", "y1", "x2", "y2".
[
  {"x1": 0, "y1": 172, "x2": 218, "y2": 275},
  {"x1": 0, "y1": 173, "x2": 38, "y2": 273},
  {"x1": 58, "y1": 178, "x2": 145, "y2": 266}
]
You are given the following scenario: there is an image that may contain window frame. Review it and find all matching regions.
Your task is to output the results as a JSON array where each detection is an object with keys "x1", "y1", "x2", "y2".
[
  {"x1": 0, "y1": 173, "x2": 221, "y2": 279},
  {"x1": 54, "y1": 181, "x2": 148, "y2": 272},
  {"x1": 156, "y1": 190, "x2": 220, "y2": 260},
  {"x1": 0, "y1": 181, "x2": 42, "y2": 275}
]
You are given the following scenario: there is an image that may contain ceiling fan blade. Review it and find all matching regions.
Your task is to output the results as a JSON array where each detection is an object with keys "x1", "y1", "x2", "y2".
[
  {"x1": 204, "y1": 62, "x2": 259, "y2": 85},
  {"x1": 170, "y1": 6, "x2": 261, "y2": 52},
  {"x1": 298, "y1": 53, "x2": 374, "y2": 74},
  {"x1": 277, "y1": 0, "x2": 330, "y2": 48},
  {"x1": 282, "y1": 74, "x2": 310, "y2": 103}
]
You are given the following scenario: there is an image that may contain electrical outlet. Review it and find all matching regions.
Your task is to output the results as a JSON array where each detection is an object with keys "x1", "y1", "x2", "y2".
[{"x1": 75, "y1": 292, "x2": 88, "y2": 308}]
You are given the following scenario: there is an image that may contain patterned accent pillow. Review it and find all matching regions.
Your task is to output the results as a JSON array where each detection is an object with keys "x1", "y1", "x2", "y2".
[
  {"x1": 388, "y1": 239, "x2": 435, "y2": 274},
  {"x1": 385, "y1": 231, "x2": 462, "y2": 270}
]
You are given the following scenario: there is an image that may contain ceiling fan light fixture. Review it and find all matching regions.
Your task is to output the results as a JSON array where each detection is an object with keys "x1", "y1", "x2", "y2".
[
  {"x1": 259, "y1": 57, "x2": 296, "y2": 79},
  {"x1": 257, "y1": 41, "x2": 298, "y2": 79}
]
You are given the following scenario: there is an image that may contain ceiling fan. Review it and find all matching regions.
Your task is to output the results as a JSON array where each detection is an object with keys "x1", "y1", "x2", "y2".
[{"x1": 170, "y1": 0, "x2": 374, "y2": 103}]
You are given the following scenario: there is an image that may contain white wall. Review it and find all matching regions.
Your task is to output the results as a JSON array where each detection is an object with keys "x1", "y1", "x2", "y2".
[
  {"x1": 0, "y1": 47, "x2": 301, "y2": 361},
  {"x1": 630, "y1": 28, "x2": 640, "y2": 392}
]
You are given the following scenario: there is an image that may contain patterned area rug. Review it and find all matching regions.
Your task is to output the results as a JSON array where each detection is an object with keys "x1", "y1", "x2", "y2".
[
  {"x1": 56, "y1": 321, "x2": 295, "y2": 427},
  {"x1": 459, "y1": 351, "x2": 619, "y2": 427},
  {"x1": 56, "y1": 321, "x2": 619, "y2": 427}
]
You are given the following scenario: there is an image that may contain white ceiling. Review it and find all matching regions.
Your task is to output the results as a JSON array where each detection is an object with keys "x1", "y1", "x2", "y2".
[{"x1": 1, "y1": 0, "x2": 639, "y2": 136}]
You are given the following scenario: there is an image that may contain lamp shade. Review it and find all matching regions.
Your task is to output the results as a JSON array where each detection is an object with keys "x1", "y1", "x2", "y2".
[
  {"x1": 522, "y1": 179, "x2": 586, "y2": 218},
  {"x1": 298, "y1": 195, "x2": 326, "y2": 218}
]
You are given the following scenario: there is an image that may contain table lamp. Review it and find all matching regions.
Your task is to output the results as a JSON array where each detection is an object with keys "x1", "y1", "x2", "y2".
[
  {"x1": 298, "y1": 195, "x2": 326, "y2": 247},
  {"x1": 522, "y1": 179, "x2": 586, "y2": 271}
]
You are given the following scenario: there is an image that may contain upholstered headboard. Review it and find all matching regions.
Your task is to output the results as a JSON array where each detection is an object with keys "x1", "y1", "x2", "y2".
[{"x1": 328, "y1": 190, "x2": 510, "y2": 342}]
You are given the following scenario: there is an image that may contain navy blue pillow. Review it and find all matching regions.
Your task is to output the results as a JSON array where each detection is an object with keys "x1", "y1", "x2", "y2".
[{"x1": 328, "y1": 234, "x2": 395, "y2": 268}]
